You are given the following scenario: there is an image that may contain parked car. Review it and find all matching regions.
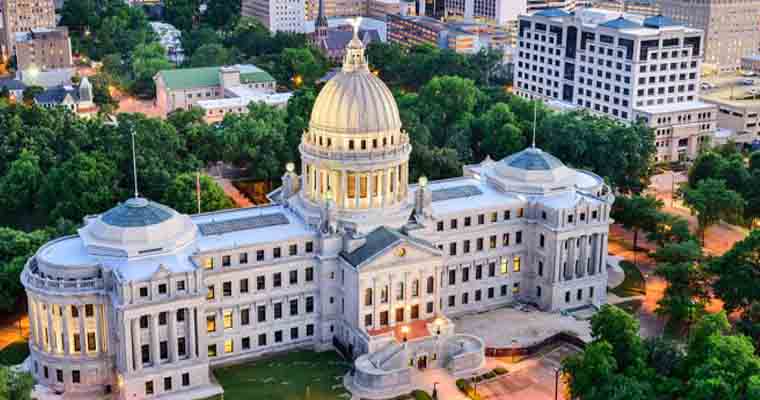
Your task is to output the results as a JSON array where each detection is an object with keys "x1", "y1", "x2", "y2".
[
  {"x1": 741, "y1": 78, "x2": 755, "y2": 85},
  {"x1": 700, "y1": 82, "x2": 716, "y2": 90},
  {"x1": 741, "y1": 70, "x2": 757, "y2": 77}
]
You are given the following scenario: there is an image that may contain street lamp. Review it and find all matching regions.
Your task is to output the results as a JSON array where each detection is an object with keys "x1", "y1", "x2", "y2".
[
  {"x1": 432, "y1": 382, "x2": 439, "y2": 400},
  {"x1": 434, "y1": 317, "x2": 443, "y2": 336},
  {"x1": 401, "y1": 326, "x2": 410, "y2": 343},
  {"x1": 554, "y1": 367, "x2": 561, "y2": 400}
]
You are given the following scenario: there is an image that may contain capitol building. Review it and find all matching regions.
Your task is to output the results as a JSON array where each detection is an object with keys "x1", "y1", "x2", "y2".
[{"x1": 21, "y1": 31, "x2": 614, "y2": 400}]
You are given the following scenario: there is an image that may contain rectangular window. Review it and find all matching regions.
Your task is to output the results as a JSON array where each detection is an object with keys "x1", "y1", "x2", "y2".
[
  {"x1": 289, "y1": 244, "x2": 298, "y2": 256},
  {"x1": 475, "y1": 265, "x2": 482, "y2": 280},
  {"x1": 449, "y1": 242, "x2": 457, "y2": 256},
  {"x1": 273, "y1": 247, "x2": 281, "y2": 258},
  {"x1": 203, "y1": 258, "x2": 214, "y2": 270},
  {"x1": 503, "y1": 210, "x2": 511, "y2": 220},
  {"x1": 436, "y1": 221, "x2": 444, "y2": 231},
  {"x1": 256, "y1": 250, "x2": 265, "y2": 261},
  {"x1": 478, "y1": 214, "x2": 485, "y2": 224},
  {"x1": 289, "y1": 270, "x2": 298, "y2": 285},
  {"x1": 158, "y1": 284, "x2": 167, "y2": 295},
  {"x1": 223, "y1": 282, "x2": 232, "y2": 297},
  {"x1": 206, "y1": 285, "x2": 215, "y2": 300},
  {"x1": 142, "y1": 344, "x2": 150, "y2": 363},
  {"x1": 222, "y1": 255, "x2": 231, "y2": 267},
  {"x1": 501, "y1": 285, "x2": 508, "y2": 296},
  {"x1": 177, "y1": 280, "x2": 186, "y2": 291},
  {"x1": 513, "y1": 256, "x2": 521, "y2": 272},
  {"x1": 207, "y1": 344, "x2": 217, "y2": 357},
  {"x1": 290, "y1": 299, "x2": 298, "y2": 316},
  {"x1": 426, "y1": 301, "x2": 434, "y2": 314},
  {"x1": 275, "y1": 330, "x2": 283, "y2": 343},
  {"x1": 182, "y1": 373, "x2": 190, "y2": 387},
  {"x1": 502, "y1": 233, "x2": 510, "y2": 246},
  {"x1": 450, "y1": 219, "x2": 458, "y2": 229},
  {"x1": 489, "y1": 262, "x2": 496, "y2": 277},
  {"x1": 178, "y1": 337, "x2": 186, "y2": 357},
  {"x1": 291, "y1": 327, "x2": 299, "y2": 340},
  {"x1": 240, "y1": 279, "x2": 249, "y2": 294},
  {"x1": 274, "y1": 303, "x2": 283, "y2": 319},
  {"x1": 258, "y1": 333, "x2": 267, "y2": 346},
  {"x1": 448, "y1": 270, "x2": 456, "y2": 285},
  {"x1": 160, "y1": 341, "x2": 168, "y2": 360},
  {"x1": 462, "y1": 267, "x2": 470, "y2": 282},
  {"x1": 207, "y1": 315, "x2": 216, "y2": 333},
  {"x1": 490, "y1": 212, "x2": 497, "y2": 223},
  {"x1": 145, "y1": 381, "x2": 154, "y2": 395},
  {"x1": 87, "y1": 332, "x2": 96, "y2": 351},
  {"x1": 305, "y1": 241, "x2": 314, "y2": 253},
  {"x1": 307, "y1": 324, "x2": 315, "y2": 336},
  {"x1": 448, "y1": 295, "x2": 455, "y2": 307},
  {"x1": 489, "y1": 235, "x2": 497, "y2": 249},
  {"x1": 380, "y1": 311, "x2": 389, "y2": 326},
  {"x1": 242, "y1": 336, "x2": 251, "y2": 350},
  {"x1": 241, "y1": 309, "x2": 250, "y2": 325},
  {"x1": 464, "y1": 216, "x2": 471, "y2": 226},
  {"x1": 306, "y1": 267, "x2": 314, "y2": 282},
  {"x1": 476, "y1": 238, "x2": 484, "y2": 251},
  {"x1": 500, "y1": 258, "x2": 508, "y2": 274},
  {"x1": 488, "y1": 287, "x2": 494, "y2": 298},
  {"x1": 257, "y1": 276, "x2": 265, "y2": 290},
  {"x1": 73, "y1": 334, "x2": 81, "y2": 352},
  {"x1": 239, "y1": 252, "x2": 248, "y2": 264},
  {"x1": 516, "y1": 231, "x2": 522, "y2": 244},
  {"x1": 224, "y1": 339, "x2": 233, "y2": 353},
  {"x1": 72, "y1": 370, "x2": 80, "y2": 383},
  {"x1": 306, "y1": 296, "x2": 314, "y2": 313},
  {"x1": 274, "y1": 273, "x2": 282, "y2": 288}
]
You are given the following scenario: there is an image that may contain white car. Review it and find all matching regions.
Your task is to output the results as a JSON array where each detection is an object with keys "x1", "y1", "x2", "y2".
[
  {"x1": 700, "y1": 82, "x2": 716, "y2": 90},
  {"x1": 741, "y1": 71, "x2": 757, "y2": 77},
  {"x1": 741, "y1": 78, "x2": 755, "y2": 86}
]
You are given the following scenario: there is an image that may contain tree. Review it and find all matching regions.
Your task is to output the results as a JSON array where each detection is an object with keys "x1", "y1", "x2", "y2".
[
  {"x1": 268, "y1": 47, "x2": 328, "y2": 88},
  {"x1": 708, "y1": 230, "x2": 760, "y2": 315},
  {"x1": 181, "y1": 27, "x2": 222, "y2": 61},
  {"x1": 683, "y1": 178, "x2": 744, "y2": 244},
  {"x1": 59, "y1": 0, "x2": 98, "y2": 31},
  {"x1": 653, "y1": 241, "x2": 708, "y2": 328},
  {"x1": 686, "y1": 312, "x2": 732, "y2": 371},
  {"x1": 472, "y1": 102, "x2": 525, "y2": 161},
  {"x1": 688, "y1": 152, "x2": 725, "y2": 188},
  {"x1": 164, "y1": 0, "x2": 200, "y2": 31},
  {"x1": 189, "y1": 43, "x2": 233, "y2": 68},
  {"x1": 39, "y1": 153, "x2": 122, "y2": 221},
  {"x1": 562, "y1": 341, "x2": 618, "y2": 400},
  {"x1": 417, "y1": 76, "x2": 481, "y2": 150},
  {"x1": 646, "y1": 213, "x2": 694, "y2": 247},
  {"x1": 204, "y1": 0, "x2": 241, "y2": 31},
  {"x1": 611, "y1": 195, "x2": 663, "y2": 261},
  {"x1": 0, "y1": 149, "x2": 42, "y2": 214},
  {"x1": 129, "y1": 42, "x2": 173, "y2": 98},
  {"x1": 686, "y1": 334, "x2": 760, "y2": 400},
  {"x1": 590, "y1": 305, "x2": 645, "y2": 373},
  {"x1": 0, "y1": 228, "x2": 50, "y2": 311},
  {"x1": 21, "y1": 86, "x2": 43, "y2": 104},
  {"x1": 162, "y1": 173, "x2": 233, "y2": 215},
  {"x1": 0, "y1": 367, "x2": 34, "y2": 400}
]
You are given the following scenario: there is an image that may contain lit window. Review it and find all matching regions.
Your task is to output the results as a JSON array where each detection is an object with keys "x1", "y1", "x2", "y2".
[
  {"x1": 223, "y1": 311, "x2": 233, "y2": 329},
  {"x1": 206, "y1": 315, "x2": 216, "y2": 333},
  {"x1": 206, "y1": 286, "x2": 214, "y2": 300},
  {"x1": 500, "y1": 258, "x2": 508, "y2": 274},
  {"x1": 513, "y1": 256, "x2": 521, "y2": 272},
  {"x1": 513, "y1": 282, "x2": 520, "y2": 294},
  {"x1": 224, "y1": 339, "x2": 233, "y2": 353},
  {"x1": 203, "y1": 258, "x2": 214, "y2": 270}
]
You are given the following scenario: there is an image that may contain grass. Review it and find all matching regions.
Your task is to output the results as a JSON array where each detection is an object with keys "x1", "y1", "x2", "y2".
[
  {"x1": 0, "y1": 341, "x2": 29, "y2": 366},
  {"x1": 212, "y1": 350, "x2": 351, "y2": 400},
  {"x1": 609, "y1": 260, "x2": 646, "y2": 298}
]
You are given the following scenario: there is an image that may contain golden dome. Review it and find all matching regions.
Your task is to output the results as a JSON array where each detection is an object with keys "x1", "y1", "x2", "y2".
[{"x1": 309, "y1": 29, "x2": 401, "y2": 135}]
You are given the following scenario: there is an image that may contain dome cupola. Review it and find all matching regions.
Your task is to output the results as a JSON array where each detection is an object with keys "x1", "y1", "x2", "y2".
[{"x1": 79, "y1": 197, "x2": 197, "y2": 258}]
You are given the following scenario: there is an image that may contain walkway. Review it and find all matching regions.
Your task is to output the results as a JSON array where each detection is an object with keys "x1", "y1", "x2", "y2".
[{"x1": 214, "y1": 177, "x2": 253, "y2": 208}]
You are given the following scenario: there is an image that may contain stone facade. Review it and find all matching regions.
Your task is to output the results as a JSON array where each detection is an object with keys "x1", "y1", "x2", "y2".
[{"x1": 22, "y1": 30, "x2": 613, "y2": 400}]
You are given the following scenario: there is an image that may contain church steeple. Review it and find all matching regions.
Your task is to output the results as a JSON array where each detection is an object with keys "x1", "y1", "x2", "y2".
[{"x1": 315, "y1": 0, "x2": 328, "y2": 39}]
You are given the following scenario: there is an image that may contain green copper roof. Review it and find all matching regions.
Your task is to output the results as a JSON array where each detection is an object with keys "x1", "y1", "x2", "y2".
[{"x1": 157, "y1": 65, "x2": 275, "y2": 90}]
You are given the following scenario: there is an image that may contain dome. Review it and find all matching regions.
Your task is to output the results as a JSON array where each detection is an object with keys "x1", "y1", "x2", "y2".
[
  {"x1": 501, "y1": 148, "x2": 565, "y2": 171},
  {"x1": 308, "y1": 32, "x2": 401, "y2": 135},
  {"x1": 79, "y1": 198, "x2": 197, "y2": 258}
]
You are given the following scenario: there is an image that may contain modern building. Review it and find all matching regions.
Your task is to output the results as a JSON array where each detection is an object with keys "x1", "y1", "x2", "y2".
[
  {"x1": 526, "y1": 0, "x2": 578, "y2": 13},
  {"x1": 14, "y1": 27, "x2": 73, "y2": 73},
  {"x1": 1, "y1": 0, "x2": 56, "y2": 57},
  {"x1": 33, "y1": 77, "x2": 97, "y2": 118},
  {"x1": 150, "y1": 22, "x2": 185, "y2": 66},
  {"x1": 241, "y1": 0, "x2": 307, "y2": 32},
  {"x1": 591, "y1": 0, "x2": 660, "y2": 17},
  {"x1": 367, "y1": 0, "x2": 417, "y2": 19},
  {"x1": 154, "y1": 64, "x2": 287, "y2": 121},
  {"x1": 444, "y1": 0, "x2": 527, "y2": 25},
  {"x1": 514, "y1": 8, "x2": 716, "y2": 161},
  {"x1": 701, "y1": 85, "x2": 760, "y2": 147},
  {"x1": 22, "y1": 31, "x2": 613, "y2": 400},
  {"x1": 660, "y1": 0, "x2": 760, "y2": 73},
  {"x1": 388, "y1": 14, "x2": 510, "y2": 54}
]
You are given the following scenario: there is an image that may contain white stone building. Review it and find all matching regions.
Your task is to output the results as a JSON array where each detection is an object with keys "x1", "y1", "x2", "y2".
[
  {"x1": 515, "y1": 8, "x2": 717, "y2": 162},
  {"x1": 22, "y1": 31, "x2": 614, "y2": 400}
]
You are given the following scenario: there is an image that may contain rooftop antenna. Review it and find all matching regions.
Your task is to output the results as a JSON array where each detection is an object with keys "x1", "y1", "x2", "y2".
[
  {"x1": 531, "y1": 100, "x2": 537, "y2": 149},
  {"x1": 131, "y1": 128, "x2": 139, "y2": 198}
]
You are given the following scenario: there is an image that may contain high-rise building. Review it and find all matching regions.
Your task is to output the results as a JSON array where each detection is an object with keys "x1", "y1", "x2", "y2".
[
  {"x1": 1, "y1": 0, "x2": 56, "y2": 57},
  {"x1": 444, "y1": 0, "x2": 527, "y2": 25},
  {"x1": 660, "y1": 0, "x2": 760, "y2": 72},
  {"x1": 304, "y1": 0, "x2": 371, "y2": 20},
  {"x1": 14, "y1": 27, "x2": 73, "y2": 73},
  {"x1": 591, "y1": 0, "x2": 660, "y2": 17},
  {"x1": 515, "y1": 8, "x2": 717, "y2": 162},
  {"x1": 241, "y1": 0, "x2": 307, "y2": 32}
]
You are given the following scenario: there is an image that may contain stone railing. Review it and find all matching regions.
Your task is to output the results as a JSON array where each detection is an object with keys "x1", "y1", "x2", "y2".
[
  {"x1": 299, "y1": 142, "x2": 411, "y2": 161},
  {"x1": 23, "y1": 260, "x2": 104, "y2": 293}
]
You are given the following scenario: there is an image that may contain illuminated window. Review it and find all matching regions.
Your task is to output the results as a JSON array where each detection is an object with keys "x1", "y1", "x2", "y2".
[
  {"x1": 513, "y1": 282, "x2": 520, "y2": 294},
  {"x1": 224, "y1": 339, "x2": 233, "y2": 353},
  {"x1": 500, "y1": 258, "x2": 508, "y2": 274},
  {"x1": 203, "y1": 258, "x2": 214, "y2": 270},
  {"x1": 513, "y1": 256, "x2": 521, "y2": 272},
  {"x1": 206, "y1": 285, "x2": 214, "y2": 300},
  {"x1": 206, "y1": 315, "x2": 216, "y2": 333},
  {"x1": 207, "y1": 344, "x2": 217, "y2": 357},
  {"x1": 223, "y1": 311, "x2": 233, "y2": 329}
]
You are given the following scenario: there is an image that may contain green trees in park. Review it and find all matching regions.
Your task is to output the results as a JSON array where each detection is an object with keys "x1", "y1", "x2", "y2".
[
  {"x1": 683, "y1": 178, "x2": 744, "y2": 244},
  {"x1": 611, "y1": 195, "x2": 663, "y2": 257},
  {"x1": 563, "y1": 306, "x2": 760, "y2": 400},
  {"x1": 0, "y1": 367, "x2": 34, "y2": 400},
  {"x1": 189, "y1": 43, "x2": 233, "y2": 68},
  {"x1": 652, "y1": 241, "x2": 709, "y2": 330},
  {"x1": 162, "y1": 173, "x2": 233, "y2": 215}
]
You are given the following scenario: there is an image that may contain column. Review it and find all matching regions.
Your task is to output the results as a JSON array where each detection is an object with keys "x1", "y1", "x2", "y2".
[
  {"x1": 188, "y1": 308, "x2": 196, "y2": 360},
  {"x1": 554, "y1": 240, "x2": 562, "y2": 283},
  {"x1": 46, "y1": 304, "x2": 54, "y2": 353},
  {"x1": 150, "y1": 313, "x2": 160, "y2": 366},
  {"x1": 379, "y1": 169, "x2": 386, "y2": 207},
  {"x1": 367, "y1": 170, "x2": 374, "y2": 207},
  {"x1": 402, "y1": 163, "x2": 409, "y2": 198},
  {"x1": 600, "y1": 234, "x2": 608, "y2": 274},
  {"x1": 315, "y1": 168, "x2": 322, "y2": 199},
  {"x1": 132, "y1": 318, "x2": 142, "y2": 371},
  {"x1": 61, "y1": 305, "x2": 70, "y2": 355},
  {"x1": 168, "y1": 310, "x2": 178, "y2": 362},
  {"x1": 78, "y1": 306, "x2": 86, "y2": 355},
  {"x1": 27, "y1": 298, "x2": 37, "y2": 347},
  {"x1": 301, "y1": 163, "x2": 308, "y2": 198},
  {"x1": 354, "y1": 174, "x2": 360, "y2": 208},
  {"x1": 341, "y1": 170, "x2": 348, "y2": 208},
  {"x1": 124, "y1": 315, "x2": 133, "y2": 372},
  {"x1": 95, "y1": 304, "x2": 105, "y2": 353}
]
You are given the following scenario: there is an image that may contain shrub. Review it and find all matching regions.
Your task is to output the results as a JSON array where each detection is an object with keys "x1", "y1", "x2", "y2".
[
  {"x1": 493, "y1": 367, "x2": 508, "y2": 375},
  {"x1": 412, "y1": 390, "x2": 433, "y2": 400},
  {"x1": 456, "y1": 379, "x2": 470, "y2": 392},
  {"x1": 483, "y1": 371, "x2": 496, "y2": 379}
]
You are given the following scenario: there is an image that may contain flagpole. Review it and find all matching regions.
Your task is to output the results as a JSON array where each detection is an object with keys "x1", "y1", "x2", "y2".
[
  {"x1": 131, "y1": 129, "x2": 139, "y2": 198},
  {"x1": 196, "y1": 171, "x2": 201, "y2": 214}
]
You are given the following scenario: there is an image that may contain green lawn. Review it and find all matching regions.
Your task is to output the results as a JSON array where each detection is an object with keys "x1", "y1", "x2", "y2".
[
  {"x1": 0, "y1": 341, "x2": 29, "y2": 366},
  {"x1": 609, "y1": 261, "x2": 646, "y2": 298},
  {"x1": 212, "y1": 350, "x2": 351, "y2": 400}
]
